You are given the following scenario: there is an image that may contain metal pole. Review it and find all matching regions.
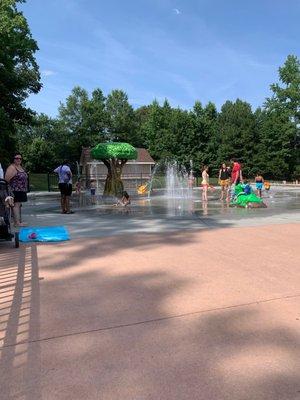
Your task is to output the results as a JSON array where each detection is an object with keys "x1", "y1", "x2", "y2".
[{"x1": 27, "y1": 173, "x2": 30, "y2": 193}]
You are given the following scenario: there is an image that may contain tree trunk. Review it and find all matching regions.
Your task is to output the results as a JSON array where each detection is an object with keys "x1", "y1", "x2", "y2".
[{"x1": 102, "y1": 158, "x2": 127, "y2": 197}]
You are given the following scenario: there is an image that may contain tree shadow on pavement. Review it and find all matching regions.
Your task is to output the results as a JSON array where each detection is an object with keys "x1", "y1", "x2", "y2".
[
  {"x1": 36, "y1": 226, "x2": 227, "y2": 272},
  {"x1": 0, "y1": 246, "x2": 42, "y2": 400},
  {"x1": 0, "y1": 230, "x2": 299, "y2": 399}
]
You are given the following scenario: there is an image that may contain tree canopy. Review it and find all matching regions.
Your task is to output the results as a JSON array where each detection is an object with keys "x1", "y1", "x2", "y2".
[
  {"x1": 264, "y1": 55, "x2": 300, "y2": 178},
  {"x1": 217, "y1": 99, "x2": 258, "y2": 176},
  {"x1": 91, "y1": 142, "x2": 137, "y2": 161},
  {"x1": 58, "y1": 86, "x2": 107, "y2": 161},
  {"x1": 266, "y1": 55, "x2": 300, "y2": 122},
  {"x1": 0, "y1": 0, "x2": 41, "y2": 164},
  {"x1": 0, "y1": 3, "x2": 298, "y2": 180},
  {"x1": 105, "y1": 90, "x2": 137, "y2": 142}
]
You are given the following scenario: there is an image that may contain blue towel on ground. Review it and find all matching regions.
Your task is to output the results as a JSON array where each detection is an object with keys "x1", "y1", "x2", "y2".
[{"x1": 19, "y1": 226, "x2": 70, "y2": 242}]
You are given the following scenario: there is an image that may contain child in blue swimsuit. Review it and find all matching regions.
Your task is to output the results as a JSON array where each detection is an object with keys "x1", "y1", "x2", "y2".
[{"x1": 255, "y1": 174, "x2": 264, "y2": 198}]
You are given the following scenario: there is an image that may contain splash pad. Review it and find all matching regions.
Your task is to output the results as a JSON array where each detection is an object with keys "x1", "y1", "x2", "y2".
[{"x1": 66, "y1": 159, "x2": 300, "y2": 218}]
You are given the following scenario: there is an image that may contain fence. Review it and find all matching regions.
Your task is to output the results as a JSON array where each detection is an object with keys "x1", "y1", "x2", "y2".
[
  {"x1": 45, "y1": 173, "x2": 153, "y2": 192},
  {"x1": 28, "y1": 173, "x2": 212, "y2": 192},
  {"x1": 30, "y1": 173, "x2": 298, "y2": 192}
]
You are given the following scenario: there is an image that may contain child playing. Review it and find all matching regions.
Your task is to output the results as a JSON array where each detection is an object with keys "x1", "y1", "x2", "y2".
[
  {"x1": 188, "y1": 172, "x2": 195, "y2": 189},
  {"x1": 201, "y1": 166, "x2": 209, "y2": 202},
  {"x1": 116, "y1": 191, "x2": 131, "y2": 206},
  {"x1": 255, "y1": 173, "x2": 264, "y2": 198},
  {"x1": 75, "y1": 178, "x2": 82, "y2": 195},
  {"x1": 90, "y1": 180, "x2": 97, "y2": 204},
  {"x1": 243, "y1": 181, "x2": 252, "y2": 195}
]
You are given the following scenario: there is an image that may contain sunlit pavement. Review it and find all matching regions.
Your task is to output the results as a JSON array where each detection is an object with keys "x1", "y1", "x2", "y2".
[{"x1": 0, "y1": 190, "x2": 299, "y2": 399}]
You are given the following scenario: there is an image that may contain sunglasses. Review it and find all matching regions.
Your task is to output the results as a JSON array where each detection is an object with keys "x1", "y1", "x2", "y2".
[{"x1": 14, "y1": 157, "x2": 22, "y2": 160}]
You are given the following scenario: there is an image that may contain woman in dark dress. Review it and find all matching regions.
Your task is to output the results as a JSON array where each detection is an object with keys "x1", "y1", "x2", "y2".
[{"x1": 5, "y1": 153, "x2": 28, "y2": 226}]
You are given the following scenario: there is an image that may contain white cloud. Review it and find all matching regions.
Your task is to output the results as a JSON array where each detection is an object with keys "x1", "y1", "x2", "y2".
[
  {"x1": 41, "y1": 70, "x2": 56, "y2": 76},
  {"x1": 173, "y1": 8, "x2": 181, "y2": 15}
]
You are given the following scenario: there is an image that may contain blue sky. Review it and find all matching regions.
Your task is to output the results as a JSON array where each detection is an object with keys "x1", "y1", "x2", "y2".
[{"x1": 21, "y1": 0, "x2": 300, "y2": 117}]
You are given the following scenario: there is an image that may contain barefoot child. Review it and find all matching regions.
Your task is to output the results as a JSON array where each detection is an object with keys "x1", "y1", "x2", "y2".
[
  {"x1": 119, "y1": 191, "x2": 131, "y2": 206},
  {"x1": 201, "y1": 166, "x2": 209, "y2": 202},
  {"x1": 75, "y1": 178, "x2": 82, "y2": 194},
  {"x1": 90, "y1": 179, "x2": 97, "y2": 204},
  {"x1": 255, "y1": 173, "x2": 264, "y2": 198},
  {"x1": 218, "y1": 163, "x2": 230, "y2": 201},
  {"x1": 188, "y1": 172, "x2": 195, "y2": 189}
]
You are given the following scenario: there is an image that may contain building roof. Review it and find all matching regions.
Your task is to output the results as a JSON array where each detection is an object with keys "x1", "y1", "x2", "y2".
[
  {"x1": 80, "y1": 147, "x2": 155, "y2": 165},
  {"x1": 135, "y1": 148, "x2": 155, "y2": 163}
]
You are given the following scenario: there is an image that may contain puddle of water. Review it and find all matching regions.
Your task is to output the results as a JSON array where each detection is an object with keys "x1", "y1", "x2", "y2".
[{"x1": 26, "y1": 187, "x2": 300, "y2": 219}]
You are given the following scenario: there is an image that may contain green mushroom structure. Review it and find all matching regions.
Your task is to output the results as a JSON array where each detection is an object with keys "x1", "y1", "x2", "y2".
[{"x1": 91, "y1": 142, "x2": 137, "y2": 197}]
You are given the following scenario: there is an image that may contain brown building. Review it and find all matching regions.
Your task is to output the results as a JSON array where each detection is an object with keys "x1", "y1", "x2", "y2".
[{"x1": 80, "y1": 147, "x2": 155, "y2": 192}]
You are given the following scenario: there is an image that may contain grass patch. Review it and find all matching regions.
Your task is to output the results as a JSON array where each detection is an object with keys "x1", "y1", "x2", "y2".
[{"x1": 29, "y1": 173, "x2": 59, "y2": 192}]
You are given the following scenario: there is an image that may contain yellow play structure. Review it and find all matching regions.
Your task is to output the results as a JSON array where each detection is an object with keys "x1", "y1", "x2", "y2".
[
  {"x1": 264, "y1": 181, "x2": 271, "y2": 190},
  {"x1": 137, "y1": 183, "x2": 148, "y2": 195}
]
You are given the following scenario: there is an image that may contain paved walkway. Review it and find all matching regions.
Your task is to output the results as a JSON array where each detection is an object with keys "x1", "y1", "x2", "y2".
[{"x1": 0, "y1": 223, "x2": 299, "y2": 399}]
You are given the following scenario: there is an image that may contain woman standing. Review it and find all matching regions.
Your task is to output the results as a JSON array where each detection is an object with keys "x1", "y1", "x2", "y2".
[
  {"x1": 218, "y1": 163, "x2": 230, "y2": 201},
  {"x1": 201, "y1": 166, "x2": 209, "y2": 202},
  {"x1": 5, "y1": 153, "x2": 28, "y2": 227}
]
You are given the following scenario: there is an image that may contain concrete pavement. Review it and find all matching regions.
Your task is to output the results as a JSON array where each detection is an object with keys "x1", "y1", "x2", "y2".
[{"x1": 0, "y1": 223, "x2": 299, "y2": 399}]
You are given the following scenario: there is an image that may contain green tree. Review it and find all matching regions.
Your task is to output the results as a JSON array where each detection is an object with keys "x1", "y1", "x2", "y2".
[
  {"x1": 91, "y1": 142, "x2": 137, "y2": 196},
  {"x1": 255, "y1": 108, "x2": 296, "y2": 179},
  {"x1": 16, "y1": 114, "x2": 64, "y2": 171},
  {"x1": 204, "y1": 102, "x2": 220, "y2": 172},
  {"x1": 134, "y1": 105, "x2": 151, "y2": 147},
  {"x1": 217, "y1": 99, "x2": 258, "y2": 176},
  {"x1": 141, "y1": 100, "x2": 174, "y2": 160},
  {"x1": 58, "y1": 86, "x2": 107, "y2": 161},
  {"x1": 85, "y1": 88, "x2": 108, "y2": 139},
  {"x1": 0, "y1": 0, "x2": 42, "y2": 165},
  {"x1": 105, "y1": 90, "x2": 137, "y2": 143},
  {"x1": 190, "y1": 101, "x2": 219, "y2": 174},
  {"x1": 265, "y1": 55, "x2": 300, "y2": 178},
  {"x1": 0, "y1": 108, "x2": 16, "y2": 166},
  {"x1": 170, "y1": 107, "x2": 195, "y2": 167},
  {"x1": 266, "y1": 55, "x2": 300, "y2": 122},
  {"x1": 23, "y1": 137, "x2": 56, "y2": 172},
  {"x1": 141, "y1": 99, "x2": 219, "y2": 175}
]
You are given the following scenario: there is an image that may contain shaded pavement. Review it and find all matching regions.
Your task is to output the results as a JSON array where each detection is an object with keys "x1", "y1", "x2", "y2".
[{"x1": 0, "y1": 223, "x2": 299, "y2": 399}]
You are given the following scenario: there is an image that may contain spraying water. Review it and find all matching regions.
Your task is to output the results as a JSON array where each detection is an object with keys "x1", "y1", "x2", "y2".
[
  {"x1": 90, "y1": 161, "x2": 100, "y2": 192},
  {"x1": 147, "y1": 163, "x2": 160, "y2": 199},
  {"x1": 147, "y1": 159, "x2": 193, "y2": 206},
  {"x1": 166, "y1": 160, "x2": 189, "y2": 199}
]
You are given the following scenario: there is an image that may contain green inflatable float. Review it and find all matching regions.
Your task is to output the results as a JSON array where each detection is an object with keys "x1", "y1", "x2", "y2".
[{"x1": 230, "y1": 184, "x2": 267, "y2": 208}]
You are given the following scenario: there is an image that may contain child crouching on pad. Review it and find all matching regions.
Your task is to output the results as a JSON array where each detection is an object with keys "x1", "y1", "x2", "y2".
[{"x1": 116, "y1": 191, "x2": 131, "y2": 206}]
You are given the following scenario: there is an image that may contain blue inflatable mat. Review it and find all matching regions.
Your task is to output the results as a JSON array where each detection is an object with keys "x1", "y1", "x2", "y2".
[{"x1": 19, "y1": 226, "x2": 70, "y2": 243}]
